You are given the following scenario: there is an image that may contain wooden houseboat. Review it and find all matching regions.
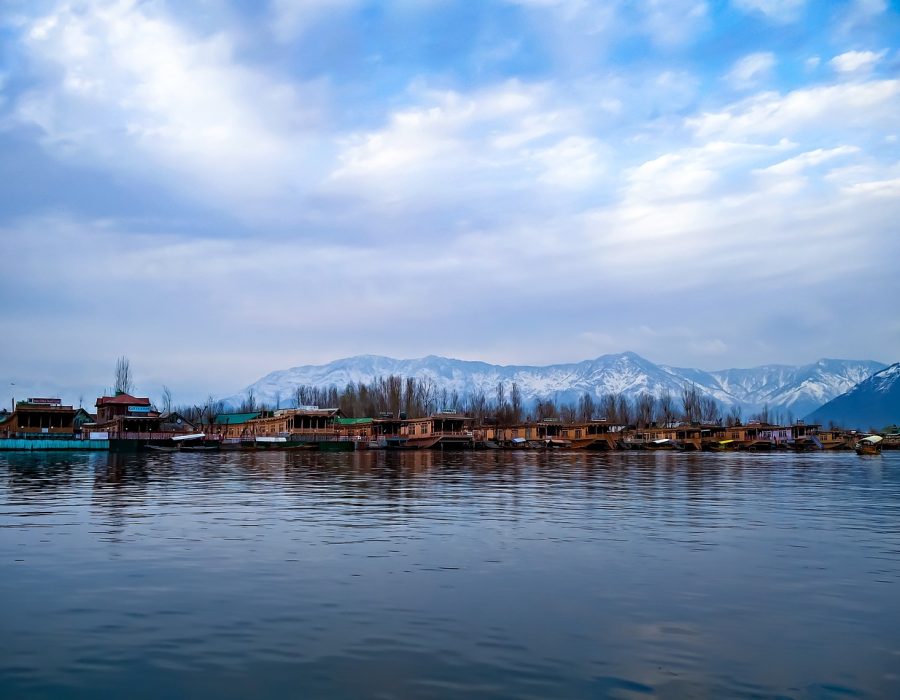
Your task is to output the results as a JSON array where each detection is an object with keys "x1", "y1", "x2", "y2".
[
  {"x1": 536, "y1": 419, "x2": 620, "y2": 450},
  {"x1": 397, "y1": 413, "x2": 475, "y2": 449},
  {"x1": 0, "y1": 398, "x2": 78, "y2": 437}
]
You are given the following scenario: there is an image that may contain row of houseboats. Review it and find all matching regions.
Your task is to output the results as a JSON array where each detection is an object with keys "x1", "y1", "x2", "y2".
[{"x1": 1, "y1": 394, "x2": 892, "y2": 454}]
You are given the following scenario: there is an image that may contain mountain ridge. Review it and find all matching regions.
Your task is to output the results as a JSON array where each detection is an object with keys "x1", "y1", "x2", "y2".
[
  {"x1": 225, "y1": 353, "x2": 886, "y2": 417},
  {"x1": 805, "y1": 363, "x2": 900, "y2": 429}
]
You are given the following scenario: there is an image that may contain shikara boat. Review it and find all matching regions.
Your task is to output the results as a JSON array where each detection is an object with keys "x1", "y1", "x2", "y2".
[{"x1": 855, "y1": 435, "x2": 883, "y2": 455}]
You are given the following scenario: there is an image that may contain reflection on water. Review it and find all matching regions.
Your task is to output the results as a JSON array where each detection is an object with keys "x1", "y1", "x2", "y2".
[{"x1": 2, "y1": 451, "x2": 899, "y2": 699}]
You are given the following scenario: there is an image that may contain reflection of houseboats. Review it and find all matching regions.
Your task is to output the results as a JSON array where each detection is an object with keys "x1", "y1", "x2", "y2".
[{"x1": 855, "y1": 435, "x2": 883, "y2": 455}]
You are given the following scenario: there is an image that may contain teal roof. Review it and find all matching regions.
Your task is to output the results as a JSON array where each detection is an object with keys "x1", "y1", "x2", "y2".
[
  {"x1": 334, "y1": 417, "x2": 373, "y2": 425},
  {"x1": 214, "y1": 412, "x2": 261, "y2": 425}
]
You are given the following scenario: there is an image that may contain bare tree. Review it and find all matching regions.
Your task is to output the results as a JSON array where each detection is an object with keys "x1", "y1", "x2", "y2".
[
  {"x1": 239, "y1": 388, "x2": 257, "y2": 413},
  {"x1": 658, "y1": 390, "x2": 676, "y2": 427},
  {"x1": 615, "y1": 393, "x2": 631, "y2": 425},
  {"x1": 114, "y1": 356, "x2": 133, "y2": 395},
  {"x1": 726, "y1": 404, "x2": 742, "y2": 427},
  {"x1": 418, "y1": 377, "x2": 436, "y2": 416},
  {"x1": 700, "y1": 395, "x2": 721, "y2": 424},
  {"x1": 469, "y1": 388, "x2": 488, "y2": 423},
  {"x1": 600, "y1": 394, "x2": 617, "y2": 422},
  {"x1": 635, "y1": 393, "x2": 656, "y2": 428},
  {"x1": 578, "y1": 392, "x2": 595, "y2": 422},
  {"x1": 752, "y1": 403, "x2": 770, "y2": 424},
  {"x1": 161, "y1": 385, "x2": 173, "y2": 414},
  {"x1": 680, "y1": 384, "x2": 701, "y2": 423},
  {"x1": 535, "y1": 398, "x2": 557, "y2": 420},
  {"x1": 510, "y1": 382, "x2": 523, "y2": 423},
  {"x1": 386, "y1": 375, "x2": 403, "y2": 417},
  {"x1": 202, "y1": 395, "x2": 223, "y2": 430}
]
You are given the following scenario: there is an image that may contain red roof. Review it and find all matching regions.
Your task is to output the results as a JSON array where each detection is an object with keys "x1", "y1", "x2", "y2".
[{"x1": 96, "y1": 393, "x2": 151, "y2": 406}]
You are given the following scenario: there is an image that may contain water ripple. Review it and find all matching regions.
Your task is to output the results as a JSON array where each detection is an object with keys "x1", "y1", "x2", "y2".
[{"x1": 1, "y1": 450, "x2": 899, "y2": 698}]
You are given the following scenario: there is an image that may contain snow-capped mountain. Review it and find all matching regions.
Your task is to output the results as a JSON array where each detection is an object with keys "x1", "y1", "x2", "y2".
[
  {"x1": 805, "y1": 363, "x2": 900, "y2": 429},
  {"x1": 225, "y1": 353, "x2": 886, "y2": 417},
  {"x1": 668, "y1": 359, "x2": 886, "y2": 417}
]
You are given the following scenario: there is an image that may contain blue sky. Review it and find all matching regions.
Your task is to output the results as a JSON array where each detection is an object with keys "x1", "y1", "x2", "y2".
[{"x1": 1, "y1": 0, "x2": 898, "y2": 407}]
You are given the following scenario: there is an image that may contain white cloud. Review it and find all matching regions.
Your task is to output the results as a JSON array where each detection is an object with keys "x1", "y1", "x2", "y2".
[
  {"x1": 329, "y1": 81, "x2": 604, "y2": 197},
  {"x1": 687, "y1": 79, "x2": 900, "y2": 140},
  {"x1": 505, "y1": 0, "x2": 617, "y2": 29},
  {"x1": 829, "y1": 49, "x2": 888, "y2": 74},
  {"x1": 506, "y1": 0, "x2": 708, "y2": 47},
  {"x1": 13, "y1": 0, "x2": 332, "y2": 218},
  {"x1": 2, "y1": 0, "x2": 899, "y2": 385},
  {"x1": 726, "y1": 52, "x2": 776, "y2": 87},
  {"x1": 269, "y1": 0, "x2": 360, "y2": 41},
  {"x1": 759, "y1": 145, "x2": 859, "y2": 176},
  {"x1": 623, "y1": 141, "x2": 791, "y2": 207},
  {"x1": 639, "y1": 0, "x2": 709, "y2": 47},
  {"x1": 837, "y1": 0, "x2": 888, "y2": 35},
  {"x1": 532, "y1": 136, "x2": 605, "y2": 187},
  {"x1": 843, "y1": 176, "x2": 900, "y2": 198},
  {"x1": 733, "y1": 0, "x2": 806, "y2": 23}
]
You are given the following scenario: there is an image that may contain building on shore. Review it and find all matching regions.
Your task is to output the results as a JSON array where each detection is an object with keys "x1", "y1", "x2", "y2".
[
  {"x1": 89, "y1": 393, "x2": 162, "y2": 436},
  {"x1": 212, "y1": 411, "x2": 266, "y2": 439},
  {"x1": 0, "y1": 398, "x2": 78, "y2": 437}
]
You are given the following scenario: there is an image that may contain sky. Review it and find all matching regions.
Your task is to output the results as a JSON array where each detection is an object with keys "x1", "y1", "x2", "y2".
[{"x1": 1, "y1": 0, "x2": 899, "y2": 408}]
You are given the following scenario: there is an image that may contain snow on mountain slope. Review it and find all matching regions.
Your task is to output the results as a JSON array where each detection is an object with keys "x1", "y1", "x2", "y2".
[
  {"x1": 225, "y1": 353, "x2": 886, "y2": 416},
  {"x1": 662, "y1": 359, "x2": 886, "y2": 418},
  {"x1": 806, "y1": 363, "x2": 900, "y2": 429}
]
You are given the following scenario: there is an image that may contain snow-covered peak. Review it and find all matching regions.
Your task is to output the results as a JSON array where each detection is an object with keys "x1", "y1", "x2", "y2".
[{"x1": 224, "y1": 353, "x2": 887, "y2": 415}]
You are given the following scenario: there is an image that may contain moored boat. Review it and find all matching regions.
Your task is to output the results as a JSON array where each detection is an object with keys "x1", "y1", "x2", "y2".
[{"x1": 855, "y1": 435, "x2": 883, "y2": 455}]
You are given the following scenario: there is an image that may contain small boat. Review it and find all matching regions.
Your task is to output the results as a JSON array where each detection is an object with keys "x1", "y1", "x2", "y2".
[
  {"x1": 705, "y1": 439, "x2": 737, "y2": 452},
  {"x1": 146, "y1": 433, "x2": 221, "y2": 452},
  {"x1": 855, "y1": 435, "x2": 883, "y2": 455},
  {"x1": 747, "y1": 440, "x2": 777, "y2": 452},
  {"x1": 176, "y1": 433, "x2": 221, "y2": 451},
  {"x1": 475, "y1": 440, "x2": 501, "y2": 450},
  {"x1": 645, "y1": 438, "x2": 676, "y2": 451}
]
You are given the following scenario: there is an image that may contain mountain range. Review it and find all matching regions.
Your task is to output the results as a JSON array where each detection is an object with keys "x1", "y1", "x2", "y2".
[
  {"x1": 226, "y1": 353, "x2": 886, "y2": 418},
  {"x1": 805, "y1": 363, "x2": 900, "y2": 429}
]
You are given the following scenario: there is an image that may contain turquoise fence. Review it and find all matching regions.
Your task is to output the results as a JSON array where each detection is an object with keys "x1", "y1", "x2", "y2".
[{"x1": 0, "y1": 439, "x2": 110, "y2": 451}]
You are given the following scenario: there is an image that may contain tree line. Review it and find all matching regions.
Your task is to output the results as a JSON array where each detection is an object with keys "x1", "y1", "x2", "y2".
[
  {"x1": 110, "y1": 357, "x2": 790, "y2": 429},
  {"x1": 168, "y1": 375, "x2": 790, "y2": 428}
]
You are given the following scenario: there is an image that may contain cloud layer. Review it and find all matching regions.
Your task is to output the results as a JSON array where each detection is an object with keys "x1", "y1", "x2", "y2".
[{"x1": 1, "y1": 0, "x2": 898, "y2": 406}]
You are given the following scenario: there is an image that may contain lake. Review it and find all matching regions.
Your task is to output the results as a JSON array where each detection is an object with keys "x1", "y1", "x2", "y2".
[{"x1": 2, "y1": 450, "x2": 899, "y2": 699}]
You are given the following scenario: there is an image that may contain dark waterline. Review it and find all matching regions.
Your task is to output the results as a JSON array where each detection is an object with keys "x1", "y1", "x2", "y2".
[{"x1": 2, "y1": 451, "x2": 899, "y2": 699}]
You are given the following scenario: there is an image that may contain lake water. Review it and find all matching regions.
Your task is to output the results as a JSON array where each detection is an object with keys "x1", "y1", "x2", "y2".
[{"x1": 1, "y1": 450, "x2": 899, "y2": 699}]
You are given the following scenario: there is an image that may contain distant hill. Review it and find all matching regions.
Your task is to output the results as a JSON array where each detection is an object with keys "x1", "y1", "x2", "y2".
[
  {"x1": 225, "y1": 353, "x2": 885, "y2": 416},
  {"x1": 805, "y1": 363, "x2": 900, "y2": 430}
]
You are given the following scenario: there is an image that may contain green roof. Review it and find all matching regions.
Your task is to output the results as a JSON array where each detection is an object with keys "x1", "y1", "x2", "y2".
[
  {"x1": 334, "y1": 417, "x2": 373, "y2": 425},
  {"x1": 214, "y1": 412, "x2": 261, "y2": 425}
]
